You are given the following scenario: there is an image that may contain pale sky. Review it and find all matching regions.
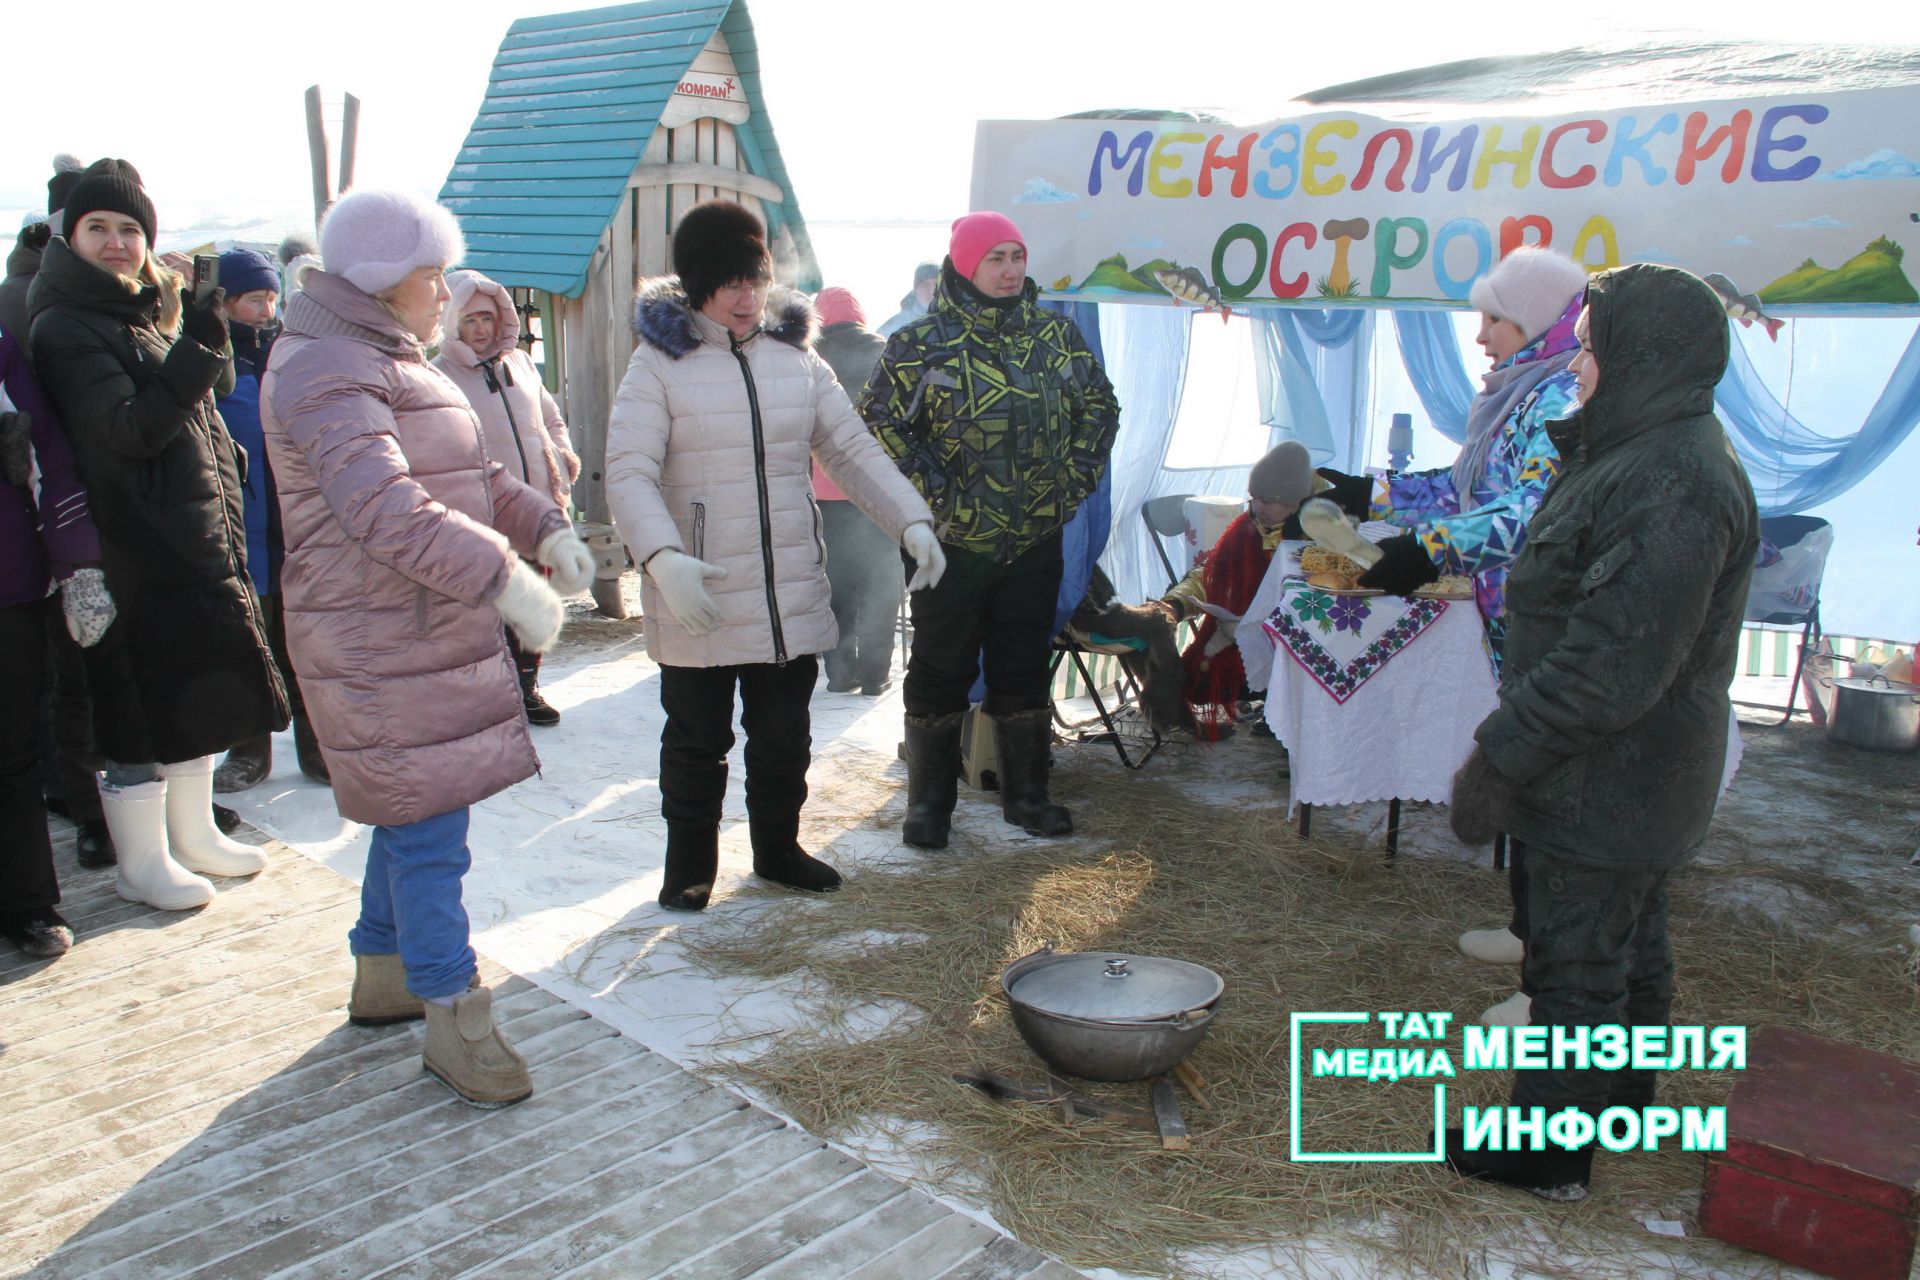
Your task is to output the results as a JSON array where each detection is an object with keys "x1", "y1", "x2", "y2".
[{"x1": 3, "y1": 0, "x2": 1918, "y2": 229}]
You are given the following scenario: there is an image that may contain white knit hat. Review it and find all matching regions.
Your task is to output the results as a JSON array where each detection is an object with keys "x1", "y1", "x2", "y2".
[
  {"x1": 1468, "y1": 248, "x2": 1589, "y2": 342},
  {"x1": 320, "y1": 189, "x2": 465, "y2": 296}
]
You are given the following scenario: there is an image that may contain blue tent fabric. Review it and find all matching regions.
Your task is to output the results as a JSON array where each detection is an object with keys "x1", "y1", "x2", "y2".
[
  {"x1": 1392, "y1": 310, "x2": 1475, "y2": 445},
  {"x1": 439, "y1": 0, "x2": 819, "y2": 297}
]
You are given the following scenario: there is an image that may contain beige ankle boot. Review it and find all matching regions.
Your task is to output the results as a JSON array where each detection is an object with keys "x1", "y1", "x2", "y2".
[
  {"x1": 1458, "y1": 926, "x2": 1525, "y2": 965},
  {"x1": 348, "y1": 953, "x2": 426, "y2": 1026},
  {"x1": 423, "y1": 984, "x2": 532, "y2": 1107}
]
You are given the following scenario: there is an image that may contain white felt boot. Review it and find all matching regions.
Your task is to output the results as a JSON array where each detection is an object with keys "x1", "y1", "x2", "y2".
[
  {"x1": 160, "y1": 756, "x2": 267, "y2": 877},
  {"x1": 1458, "y1": 927, "x2": 1525, "y2": 965},
  {"x1": 100, "y1": 779, "x2": 214, "y2": 911},
  {"x1": 1479, "y1": 990, "x2": 1533, "y2": 1027}
]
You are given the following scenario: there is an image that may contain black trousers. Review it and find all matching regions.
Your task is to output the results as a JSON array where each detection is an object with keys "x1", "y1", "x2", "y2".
[
  {"x1": 1510, "y1": 841, "x2": 1674, "y2": 1115},
  {"x1": 1509, "y1": 844, "x2": 1534, "y2": 997},
  {"x1": 40, "y1": 598, "x2": 102, "y2": 823},
  {"x1": 4, "y1": 599, "x2": 60, "y2": 911},
  {"x1": 261, "y1": 592, "x2": 307, "y2": 722},
  {"x1": 902, "y1": 530, "x2": 1063, "y2": 719},
  {"x1": 658, "y1": 656, "x2": 818, "y2": 829},
  {"x1": 821, "y1": 501, "x2": 901, "y2": 686}
]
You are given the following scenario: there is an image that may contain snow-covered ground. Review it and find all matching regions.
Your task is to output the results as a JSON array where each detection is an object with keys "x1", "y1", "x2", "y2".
[{"x1": 224, "y1": 589, "x2": 1885, "y2": 1280}]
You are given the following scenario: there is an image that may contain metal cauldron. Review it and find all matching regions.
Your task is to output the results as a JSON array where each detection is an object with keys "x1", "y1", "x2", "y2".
[
  {"x1": 1822, "y1": 675, "x2": 1920, "y2": 753},
  {"x1": 1000, "y1": 944, "x2": 1223, "y2": 1082}
]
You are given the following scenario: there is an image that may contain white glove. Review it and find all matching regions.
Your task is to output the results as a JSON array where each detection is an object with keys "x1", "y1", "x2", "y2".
[
  {"x1": 537, "y1": 528, "x2": 595, "y2": 596},
  {"x1": 901, "y1": 521, "x2": 947, "y2": 592},
  {"x1": 1202, "y1": 617, "x2": 1240, "y2": 657},
  {"x1": 646, "y1": 547, "x2": 727, "y2": 636},
  {"x1": 494, "y1": 560, "x2": 565, "y2": 654},
  {"x1": 62, "y1": 567, "x2": 117, "y2": 648}
]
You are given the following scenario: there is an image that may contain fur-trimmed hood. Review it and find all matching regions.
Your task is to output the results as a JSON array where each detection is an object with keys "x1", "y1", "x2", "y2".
[
  {"x1": 438, "y1": 268, "x2": 520, "y2": 365},
  {"x1": 630, "y1": 277, "x2": 816, "y2": 359}
]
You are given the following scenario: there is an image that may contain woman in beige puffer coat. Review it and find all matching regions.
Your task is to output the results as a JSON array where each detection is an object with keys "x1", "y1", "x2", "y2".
[
  {"x1": 605, "y1": 201, "x2": 944, "y2": 913},
  {"x1": 433, "y1": 269, "x2": 582, "y2": 725}
]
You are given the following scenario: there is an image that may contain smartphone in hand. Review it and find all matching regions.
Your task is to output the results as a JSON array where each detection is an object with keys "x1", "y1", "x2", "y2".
[{"x1": 191, "y1": 254, "x2": 220, "y2": 305}]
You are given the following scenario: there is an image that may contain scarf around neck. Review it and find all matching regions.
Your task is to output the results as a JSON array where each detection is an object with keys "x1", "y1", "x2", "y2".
[{"x1": 1451, "y1": 294, "x2": 1581, "y2": 498}]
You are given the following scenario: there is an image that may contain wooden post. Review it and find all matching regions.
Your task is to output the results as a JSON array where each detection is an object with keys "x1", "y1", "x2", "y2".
[
  {"x1": 304, "y1": 85, "x2": 331, "y2": 232},
  {"x1": 338, "y1": 93, "x2": 360, "y2": 196}
]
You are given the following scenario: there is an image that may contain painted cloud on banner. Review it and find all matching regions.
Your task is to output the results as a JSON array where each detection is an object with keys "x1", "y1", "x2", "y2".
[
  {"x1": 1012, "y1": 178, "x2": 1078, "y2": 204},
  {"x1": 1822, "y1": 149, "x2": 1920, "y2": 181}
]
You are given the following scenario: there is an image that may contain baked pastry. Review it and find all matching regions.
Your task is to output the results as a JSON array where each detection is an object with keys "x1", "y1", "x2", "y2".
[{"x1": 1299, "y1": 544, "x2": 1364, "y2": 589}]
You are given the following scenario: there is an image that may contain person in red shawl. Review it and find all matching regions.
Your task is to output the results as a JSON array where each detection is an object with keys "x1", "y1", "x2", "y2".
[{"x1": 1153, "y1": 441, "x2": 1316, "y2": 739}]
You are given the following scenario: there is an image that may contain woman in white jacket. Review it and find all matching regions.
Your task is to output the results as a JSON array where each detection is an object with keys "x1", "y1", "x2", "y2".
[
  {"x1": 604, "y1": 201, "x2": 944, "y2": 912},
  {"x1": 433, "y1": 270, "x2": 582, "y2": 724}
]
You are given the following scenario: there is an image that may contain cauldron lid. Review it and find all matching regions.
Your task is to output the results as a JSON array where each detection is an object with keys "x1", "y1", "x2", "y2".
[{"x1": 1006, "y1": 952, "x2": 1223, "y2": 1022}]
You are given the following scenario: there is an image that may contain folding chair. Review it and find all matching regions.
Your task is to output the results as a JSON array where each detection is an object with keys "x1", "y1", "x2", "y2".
[
  {"x1": 1140, "y1": 493, "x2": 1197, "y2": 591},
  {"x1": 1737, "y1": 514, "x2": 1833, "y2": 725},
  {"x1": 1049, "y1": 629, "x2": 1162, "y2": 770}
]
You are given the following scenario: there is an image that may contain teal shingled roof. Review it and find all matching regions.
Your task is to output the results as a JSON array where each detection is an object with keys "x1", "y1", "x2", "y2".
[{"x1": 439, "y1": 0, "x2": 818, "y2": 298}]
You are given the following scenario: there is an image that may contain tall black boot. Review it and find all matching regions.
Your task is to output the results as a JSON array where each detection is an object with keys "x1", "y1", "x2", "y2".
[
  {"x1": 659, "y1": 821, "x2": 719, "y2": 912},
  {"x1": 293, "y1": 714, "x2": 332, "y2": 785},
  {"x1": 213, "y1": 736, "x2": 272, "y2": 793},
  {"x1": 519, "y1": 666, "x2": 560, "y2": 727},
  {"x1": 992, "y1": 709, "x2": 1072, "y2": 837},
  {"x1": 1438, "y1": 1128, "x2": 1593, "y2": 1202},
  {"x1": 901, "y1": 712, "x2": 964, "y2": 850},
  {"x1": 747, "y1": 806, "x2": 841, "y2": 893}
]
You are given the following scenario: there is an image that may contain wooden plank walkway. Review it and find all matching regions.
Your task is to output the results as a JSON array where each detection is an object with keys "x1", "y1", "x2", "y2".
[{"x1": 0, "y1": 824, "x2": 1081, "y2": 1280}]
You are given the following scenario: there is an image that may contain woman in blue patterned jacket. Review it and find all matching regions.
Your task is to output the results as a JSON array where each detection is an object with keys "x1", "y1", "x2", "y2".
[
  {"x1": 1328, "y1": 248, "x2": 1589, "y2": 672},
  {"x1": 1321, "y1": 247, "x2": 1589, "y2": 1027}
]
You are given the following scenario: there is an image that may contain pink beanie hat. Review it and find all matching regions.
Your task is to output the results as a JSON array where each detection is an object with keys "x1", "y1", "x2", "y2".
[
  {"x1": 1468, "y1": 247, "x2": 1589, "y2": 342},
  {"x1": 320, "y1": 189, "x2": 466, "y2": 296},
  {"x1": 949, "y1": 211, "x2": 1025, "y2": 280},
  {"x1": 814, "y1": 286, "x2": 866, "y2": 328}
]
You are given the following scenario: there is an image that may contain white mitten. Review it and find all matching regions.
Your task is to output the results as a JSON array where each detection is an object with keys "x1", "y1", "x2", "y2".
[
  {"x1": 646, "y1": 547, "x2": 727, "y2": 636},
  {"x1": 537, "y1": 528, "x2": 595, "y2": 596},
  {"x1": 494, "y1": 560, "x2": 565, "y2": 653},
  {"x1": 1202, "y1": 617, "x2": 1240, "y2": 657},
  {"x1": 62, "y1": 567, "x2": 117, "y2": 648},
  {"x1": 901, "y1": 521, "x2": 947, "y2": 592}
]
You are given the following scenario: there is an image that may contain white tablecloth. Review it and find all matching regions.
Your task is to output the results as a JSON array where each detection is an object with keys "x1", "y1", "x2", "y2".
[{"x1": 1238, "y1": 539, "x2": 1498, "y2": 812}]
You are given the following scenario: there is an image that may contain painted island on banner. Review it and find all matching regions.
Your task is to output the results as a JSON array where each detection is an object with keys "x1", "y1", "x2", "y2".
[{"x1": 970, "y1": 88, "x2": 1920, "y2": 315}]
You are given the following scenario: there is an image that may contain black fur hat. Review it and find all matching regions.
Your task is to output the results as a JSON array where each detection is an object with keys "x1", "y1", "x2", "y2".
[{"x1": 673, "y1": 200, "x2": 771, "y2": 309}]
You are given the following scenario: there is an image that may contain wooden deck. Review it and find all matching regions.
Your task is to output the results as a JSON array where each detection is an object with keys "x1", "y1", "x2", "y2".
[{"x1": 0, "y1": 824, "x2": 1080, "y2": 1280}]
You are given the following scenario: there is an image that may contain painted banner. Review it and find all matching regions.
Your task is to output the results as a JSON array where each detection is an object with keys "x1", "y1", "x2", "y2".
[{"x1": 969, "y1": 88, "x2": 1920, "y2": 314}]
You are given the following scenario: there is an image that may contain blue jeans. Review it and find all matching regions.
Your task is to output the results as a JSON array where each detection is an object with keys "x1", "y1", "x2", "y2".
[{"x1": 348, "y1": 807, "x2": 477, "y2": 999}]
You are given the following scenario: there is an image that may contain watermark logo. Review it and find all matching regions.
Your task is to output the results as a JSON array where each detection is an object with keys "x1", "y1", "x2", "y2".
[{"x1": 1288, "y1": 1011, "x2": 1741, "y2": 1163}]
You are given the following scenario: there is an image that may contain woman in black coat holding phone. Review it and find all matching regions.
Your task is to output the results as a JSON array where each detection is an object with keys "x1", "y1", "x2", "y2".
[{"x1": 27, "y1": 160, "x2": 286, "y2": 912}]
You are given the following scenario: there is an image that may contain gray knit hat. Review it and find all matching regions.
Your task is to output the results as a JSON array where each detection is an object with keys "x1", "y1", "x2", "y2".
[{"x1": 1247, "y1": 440, "x2": 1314, "y2": 504}]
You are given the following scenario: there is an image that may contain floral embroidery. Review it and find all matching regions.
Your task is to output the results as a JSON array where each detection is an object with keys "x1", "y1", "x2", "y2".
[
  {"x1": 1327, "y1": 595, "x2": 1372, "y2": 633},
  {"x1": 1264, "y1": 596, "x2": 1449, "y2": 703}
]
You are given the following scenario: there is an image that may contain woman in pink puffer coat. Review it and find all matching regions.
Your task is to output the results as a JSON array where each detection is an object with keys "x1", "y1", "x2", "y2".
[
  {"x1": 605, "y1": 201, "x2": 944, "y2": 914},
  {"x1": 433, "y1": 269, "x2": 582, "y2": 725},
  {"x1": 263, "y1": 189, "x2": 594, "y2": 1109}
]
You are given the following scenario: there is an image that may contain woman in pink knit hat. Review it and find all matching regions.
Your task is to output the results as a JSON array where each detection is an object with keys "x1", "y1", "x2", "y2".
[
  {"x1": 264, "y1": 188, "x2": 593, "y2": 1108},
  {"x1": 860, "y1": 211, "x2": 1122, "y2": 851}
]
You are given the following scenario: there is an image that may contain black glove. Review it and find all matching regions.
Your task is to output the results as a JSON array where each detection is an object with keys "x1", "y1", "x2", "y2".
[
  {"x1": 1316, "y1": 467, "x2": 1374, "y2": 517},
  {"x1": 181, "y1": 286, "x2": 229, "y2": 353},
  {"x1": 0, "y1": 411, "x2": 29, "y2": 487},
  {"x1": 1449, "y1": 747, "x2": 1516, "y2": 845},
  {"x1": 1356, "y1": 532, "x2": 1440, "y2": 597}
]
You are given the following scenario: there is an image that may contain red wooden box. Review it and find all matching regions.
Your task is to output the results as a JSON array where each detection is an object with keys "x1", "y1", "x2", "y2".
[{"x1": 1700, "y1": 1025, "x2": 1920, "y2": 1280}]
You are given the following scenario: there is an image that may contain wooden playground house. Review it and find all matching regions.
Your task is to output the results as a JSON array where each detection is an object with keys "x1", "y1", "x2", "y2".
[{"x1": 441, "y1": 0, "x2": 821, "y2": 615}]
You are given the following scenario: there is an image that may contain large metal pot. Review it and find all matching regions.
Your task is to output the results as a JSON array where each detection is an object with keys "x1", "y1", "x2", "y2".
[
  {"x1": 1000, "y1": 944, "x2": 1224, "y2": 1082},
  {"x1": 1822, "y1": 675, "x2": 1920, "y2": 753}
]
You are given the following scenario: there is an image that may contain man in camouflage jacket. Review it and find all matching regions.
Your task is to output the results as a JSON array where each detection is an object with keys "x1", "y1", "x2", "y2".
[{"x1": 858, "y1": 214, "x2": 1120, "y2": 850}]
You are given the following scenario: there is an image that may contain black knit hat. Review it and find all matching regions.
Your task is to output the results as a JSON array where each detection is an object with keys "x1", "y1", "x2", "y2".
[
  {"x1": 672, "y1": 200, "x2": 770, "y2": 309},
  {"x1": 62, "y1": 159, "x2": 156, "y2": 247}
]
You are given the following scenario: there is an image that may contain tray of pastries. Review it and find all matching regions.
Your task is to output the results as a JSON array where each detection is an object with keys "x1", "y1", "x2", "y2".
[
  {"x1": 1414, "y1": 575, "x2": 1475, "y2": 600},
  {"x1": 1296, "y1": 545, "x2": 1379, "y2": 595}
]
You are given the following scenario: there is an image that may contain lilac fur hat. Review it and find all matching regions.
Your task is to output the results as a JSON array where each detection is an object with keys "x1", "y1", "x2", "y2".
[
  {"x1": 320, "y1": 189, "x2": 465, "y2": 295},
  {"x1": 1468, "y1": 248, "x2": 1589, "y2": 343}
]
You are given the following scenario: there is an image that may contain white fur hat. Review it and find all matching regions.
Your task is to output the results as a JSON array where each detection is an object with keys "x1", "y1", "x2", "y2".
[
  {"x1": 320, "y1": 189, "x2": 465, "y2": 296},
  {"x1": 1468, "y1": 248, "x2": 1589, "y2": 343}
]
